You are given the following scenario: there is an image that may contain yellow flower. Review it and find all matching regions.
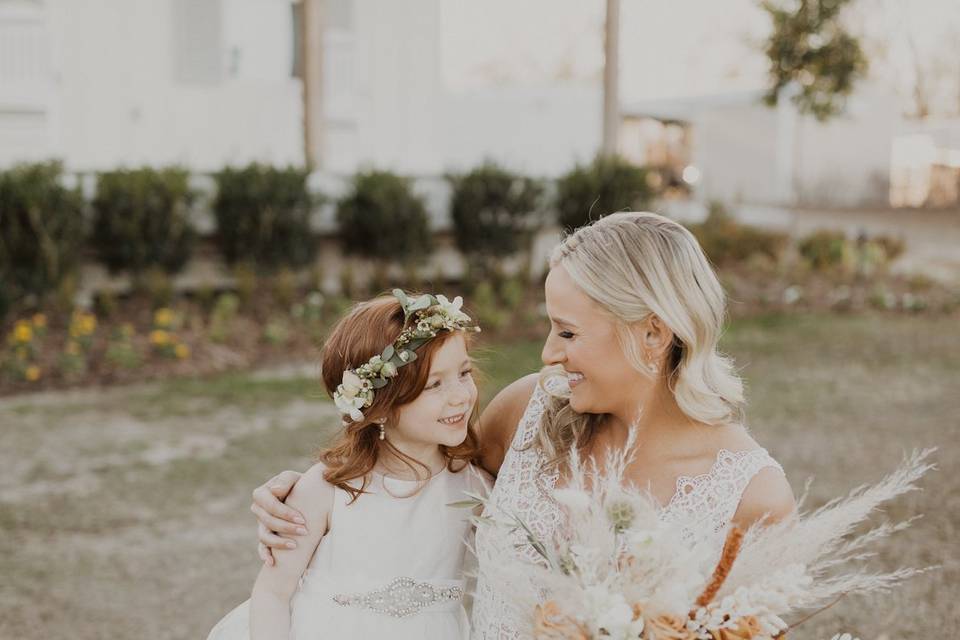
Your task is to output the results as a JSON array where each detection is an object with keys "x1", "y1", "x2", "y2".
[
  {"x1": 25, "y1": 365, "x2": 41, "y2": 382},
  {"x1": 149, "y1": 330, "x2": 170, "y2": 346},
  {"x1": 13, "y1": 322, "x2": 33, "y2": 343},
  {"x1": 32, "y1": 313, "x2": 47, "y2": 328},
  {"x1": 79, "y1": 315, "x2": 96, "y2": 335},
  {"x1": 154, "y1": 308, "x2": 174, "y2": 328},
  {"x1": 174, "y1": 343, "x2": 190, "y2": 359}
]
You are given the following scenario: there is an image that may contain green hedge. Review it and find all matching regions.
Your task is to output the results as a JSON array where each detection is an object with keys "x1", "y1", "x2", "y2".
[
  {"x1": 336, "y1": 170, "x2": 432, "y2": 263},
  {"x1": 448, "y1": 162, "x2": 543, "y2": 266},
  {"x1": 0, "y1": 162, "x2": 85, "y2": 305},
  {"x1": 212, "y1": 164, "x2": 317, "y2": 269},
  {"x1": 688, "y1": 202, "x2": 788, "y2": 267},
  {"x1": 91, "y1": 167, "x2": 196, "y2": 274},
  {"x1": 555, "y1": 155, "x2": 654, "y2": 230}
]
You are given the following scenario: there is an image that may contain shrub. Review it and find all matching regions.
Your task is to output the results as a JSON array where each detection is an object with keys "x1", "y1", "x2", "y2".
[
  {"x1": 337, "y1": 170, "x2": 432, "y2": 264},
  {"x1": 209, "y1": 293, "x2": 240, "y2": 343},
  {"x1": 105, "y1": 324, "x2": 141, "y2": 370},
  {"x1": 0, "y1": 161, "x2": 85, "y2": 303},
  {"x1": 91, "y1": 167, "x2": 196, "y2": 274},
  {"x1": 555, "y1": 155, "x2": 654, "y2": 230},
  {"x1": 798, "y1": 230, "x2": 852, "y2": 271},
  {"x1": 212, "y1": 164, "x2": 317, "y2": 269},
  {"x1": 688, "y1": 202, "x2": 788, "y2": 267},
  {"x1": 272, "y1": 268, "x2": 299, "y2": 309},
  {"x1": 872, "y1": 234, "x2": 905, "y2": 262},
  {"x1": 448, "y1": 162, "x2": 543, "y2": 275},
  {"x1": 471, "y1": 281, "x2": 507, "y2": 331}
]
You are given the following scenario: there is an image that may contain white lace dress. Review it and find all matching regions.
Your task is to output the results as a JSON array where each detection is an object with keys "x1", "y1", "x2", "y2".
[{"x1": 471, "y1": 383, "x2": 784, "y2": 640}]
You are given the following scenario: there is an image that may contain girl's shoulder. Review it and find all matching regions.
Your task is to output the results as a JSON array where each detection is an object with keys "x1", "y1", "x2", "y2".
[{"x1": 285, "y1": 462, "x2": 336, "y2": 522}]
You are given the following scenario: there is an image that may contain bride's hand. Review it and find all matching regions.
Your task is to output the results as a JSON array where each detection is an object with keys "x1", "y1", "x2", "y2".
[{"x1": 251, "y1": 470, "x2": 306, "y2": 566}]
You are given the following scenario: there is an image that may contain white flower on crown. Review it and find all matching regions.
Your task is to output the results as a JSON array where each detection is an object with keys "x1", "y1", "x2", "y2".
[
  {"x1": 334, "y1": 369, "x2": 370, "y2": 422},
  {"x1": 435, "y1": 294, "x2": 470, "y2": 323},
  {"x1": 339, "y1": 370, "x2": 364, "y2": 399},
  {"x1": 334, "y1": 391, "x2": 367, "y2": 422}
]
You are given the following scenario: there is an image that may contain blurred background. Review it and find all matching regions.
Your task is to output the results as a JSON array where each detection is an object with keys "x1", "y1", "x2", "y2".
[{"x1": 0, "y1": 0, "x2": 957, "y2": 638}]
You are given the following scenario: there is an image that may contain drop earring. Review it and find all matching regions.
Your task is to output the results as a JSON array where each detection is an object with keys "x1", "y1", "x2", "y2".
[
  {"x1": 644, "y1": 354, "x2": 659, "y2": 377},
  {"x1": 376, "y1": 418, "x2": 386, "y2": 440}
]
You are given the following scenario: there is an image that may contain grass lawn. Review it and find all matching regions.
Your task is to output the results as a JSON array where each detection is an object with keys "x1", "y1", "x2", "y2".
[{"x1": 0, "y1": 312, "x2": 957, "y2": 639}]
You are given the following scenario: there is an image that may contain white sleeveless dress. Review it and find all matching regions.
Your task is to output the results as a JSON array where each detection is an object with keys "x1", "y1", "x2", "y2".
[
  {"x1": 207, "y1": 465, "x2": 480, "y2": 640},
  {"x1": 471, "y1": 383, "x2": 785, "y2": 640}
]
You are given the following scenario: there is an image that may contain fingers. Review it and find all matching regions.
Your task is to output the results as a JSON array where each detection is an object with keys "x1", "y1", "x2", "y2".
[
  {"x1": 258, "y1": 521, "x2": 298, "y2": 553},
  {"x1": 251, "y1": 485, "x2": 306, "y2": 525},
  {"x1": 267, "y1": 470, "x2": 302, "y2": 499},
  {"x1": 251, "y1": 503, "x2": 308, "y2": 537},
  {"x1": 258, "y1": 542, "x2": 275, "y2": 567}
]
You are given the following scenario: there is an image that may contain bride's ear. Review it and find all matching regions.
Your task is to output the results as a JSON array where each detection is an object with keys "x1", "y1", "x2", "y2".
[{"x1": 641, "y1": 315, "x2": 673, "y2": 356}]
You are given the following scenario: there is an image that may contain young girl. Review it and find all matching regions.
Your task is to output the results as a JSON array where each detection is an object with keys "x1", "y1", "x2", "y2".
[{"x1": 206, "y1": 290, "x2": 486, "y2": 640}]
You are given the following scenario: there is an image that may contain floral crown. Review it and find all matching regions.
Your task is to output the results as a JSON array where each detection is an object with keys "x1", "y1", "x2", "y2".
[{"x1": 332, "y1": 289, "x2": 480, "y2": 422}]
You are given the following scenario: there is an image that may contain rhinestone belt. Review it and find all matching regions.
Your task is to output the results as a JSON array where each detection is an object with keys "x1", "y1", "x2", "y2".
[{"x1": 332, "y1": 576, "x2": 464, "y2": 618}]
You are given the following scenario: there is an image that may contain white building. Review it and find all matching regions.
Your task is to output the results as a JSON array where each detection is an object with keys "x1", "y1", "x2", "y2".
[
  {"x1": 0, "y1": 0, "x2": 602, "y2": 176},
  {"x1": 623, "y1": 84, "x2": 960, "y2": 210}
]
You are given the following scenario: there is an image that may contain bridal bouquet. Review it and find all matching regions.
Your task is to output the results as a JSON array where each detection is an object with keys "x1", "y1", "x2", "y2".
[{"x1": 472, "y1": 443, "x2": 935, "y2": 640}]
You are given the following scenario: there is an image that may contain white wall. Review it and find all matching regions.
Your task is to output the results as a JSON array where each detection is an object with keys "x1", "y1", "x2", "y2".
[
  {"x1": 1, "y1": 0, "x2": 304, "y2": 172},
  {"x1": 1, "y1": 0, "x2": 604, "y2": 177},
  {"x1": 440, "y1": 84, "x2": 601, "y2": 177},
  {"x1": 688, "y1": 86, "x2": 907, "y2": 208}
]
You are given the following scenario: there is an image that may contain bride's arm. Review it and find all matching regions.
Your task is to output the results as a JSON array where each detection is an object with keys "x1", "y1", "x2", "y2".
[
  {"x1": 249, "y1": 464, "x2": 333, "y2": 640},
  {"x1": 732, "y1": 467, "x2": 796, "y2": 528},
  {"x1": 476, "y1": 374, "x2": 539, "y2": 476}
]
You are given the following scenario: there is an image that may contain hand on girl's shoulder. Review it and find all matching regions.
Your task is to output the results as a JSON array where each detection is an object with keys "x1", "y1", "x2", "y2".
[
  {"x1": 477, "y1": 373, "x2": 540, "y2": 475},
  {"x1": 284, "y1": 463, "x2": 335, "y2": 534}
]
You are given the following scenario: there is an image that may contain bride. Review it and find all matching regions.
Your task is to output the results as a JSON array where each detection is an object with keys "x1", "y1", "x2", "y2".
[{"x1": 251, "y1": 211, "x2": 796, "y2": 638}]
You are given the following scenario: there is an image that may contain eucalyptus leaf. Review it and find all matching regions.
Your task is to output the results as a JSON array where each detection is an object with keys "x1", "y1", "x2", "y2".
[
  {"x1": 446, "y1": 499, "x2": 483, "y2": 509},
  {"x1": 406, "y1": 338, "x2": 428, "y2": 352},
  {"x1": 381, "y1": 345, "x2": 395, "y2": 360},
  {"x1": 408, "y1": 295, "x2": 433, "y2": 312},
  {"x1": 371, "y1": 377, "x2": 388, "y2": 389}
]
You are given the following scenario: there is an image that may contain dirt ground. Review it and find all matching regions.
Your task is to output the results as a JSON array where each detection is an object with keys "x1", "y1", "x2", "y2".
[{"x1": 0, "y1": 313, "x2": 957, "y2": 640}]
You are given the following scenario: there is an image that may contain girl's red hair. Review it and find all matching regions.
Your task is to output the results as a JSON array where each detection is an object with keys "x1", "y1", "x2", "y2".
[{"x1": 316, "y1": 294, "x2": 481, "y2": 502}]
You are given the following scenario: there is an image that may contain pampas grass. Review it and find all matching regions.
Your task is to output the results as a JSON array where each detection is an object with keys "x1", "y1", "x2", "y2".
[{"x1": 472, "y1": 438, "x2": 936, "y2": 640}]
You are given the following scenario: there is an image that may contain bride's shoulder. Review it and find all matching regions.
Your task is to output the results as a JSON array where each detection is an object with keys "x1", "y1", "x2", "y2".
[
  {"x1": 477, "y1": 373, "x2": 540, "y2": 475},
  {"x1": 701, "y1": 424, "x2": 795, "y2": 527}
]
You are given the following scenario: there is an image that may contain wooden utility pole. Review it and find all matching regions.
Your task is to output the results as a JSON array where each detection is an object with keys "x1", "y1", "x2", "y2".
[
  {"x1": 602, "y1": 0, "x2": 620, "y2": 157},
  {"x1": 301, "y1": 0, "x2": 323, "y2": 169}
]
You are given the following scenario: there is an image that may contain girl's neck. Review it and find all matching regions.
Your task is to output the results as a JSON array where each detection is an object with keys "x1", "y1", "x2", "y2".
[{"x1": 376, "y1": 440, "x2": 445, "y2": 480}]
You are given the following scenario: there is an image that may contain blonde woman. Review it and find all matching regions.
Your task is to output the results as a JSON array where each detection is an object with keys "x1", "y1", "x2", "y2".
[{"x1": 251, "y1": 212, "x2": 795, "y2": 638}]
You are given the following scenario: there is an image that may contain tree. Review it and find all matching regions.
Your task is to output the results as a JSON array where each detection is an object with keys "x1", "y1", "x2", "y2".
[{"x1": 761, "y1": 0, "x2": 869, "y2": 121}]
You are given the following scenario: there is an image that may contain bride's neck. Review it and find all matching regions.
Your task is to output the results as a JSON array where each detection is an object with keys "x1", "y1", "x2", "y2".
[{"x1": 604, "y1": 376, "x2": 691, "y2": 441}]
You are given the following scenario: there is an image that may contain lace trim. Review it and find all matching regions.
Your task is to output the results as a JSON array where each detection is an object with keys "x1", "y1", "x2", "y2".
[
  {"x1": 473, "y1": 382, "x2": 562, "y2": 640},
  {"x1": 660, "y1": 448, "x2": 784, "y2": 536}
]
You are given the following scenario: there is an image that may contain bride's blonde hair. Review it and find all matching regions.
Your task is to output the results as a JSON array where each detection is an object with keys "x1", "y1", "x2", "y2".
[{"x1": 534, "y1": 211, "x2": 745, "y2": 471}]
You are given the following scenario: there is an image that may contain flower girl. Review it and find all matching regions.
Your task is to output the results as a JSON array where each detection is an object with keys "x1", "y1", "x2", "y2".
[{"x1": 207, "y1": 290, "x2": 486, "y2": 640}]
